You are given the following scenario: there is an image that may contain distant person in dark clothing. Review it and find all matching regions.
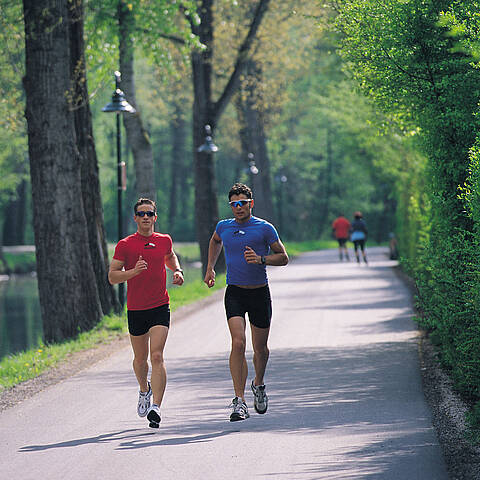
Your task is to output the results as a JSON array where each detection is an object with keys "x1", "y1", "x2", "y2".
[
  {"x1": 332, "y1": 214, "x2": 351, "y2": 261},
  {"x1": 389, "y1": 233, "x2": 399, "y2": 260},
  {"x1": 350, "y1": 211, "x2": 368, "y2": 264}
]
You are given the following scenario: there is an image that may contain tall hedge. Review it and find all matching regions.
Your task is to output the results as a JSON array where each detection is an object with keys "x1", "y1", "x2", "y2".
[{"x1": 332, "y1": 0, "x2": 480, "y2": 424}]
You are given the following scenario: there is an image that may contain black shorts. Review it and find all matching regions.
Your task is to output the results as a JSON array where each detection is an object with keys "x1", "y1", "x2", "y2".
[
  {"x1": 224, "y1": 285, "x2": 272, "y2": 329},
  {"x1": 337, "y1": 238, "x2": 348, "y2": 247},
  {"x1": 353, "y1": 239, "x2": 366, "y2": 251},
  {"x1": 127, "y1": 303, "x2": 170, "y2": 336}
]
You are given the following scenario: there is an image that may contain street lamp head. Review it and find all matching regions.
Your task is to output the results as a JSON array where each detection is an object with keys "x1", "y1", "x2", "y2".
[
  {"x1": 102, "y1": 88, "x2": 136, "y2": 114},
  {"x1": 249, "y1": 161, "x2": 259, "y2": 175},
  {"x1": 197, "y1": 124, "x2": 219, "y2": 153}
]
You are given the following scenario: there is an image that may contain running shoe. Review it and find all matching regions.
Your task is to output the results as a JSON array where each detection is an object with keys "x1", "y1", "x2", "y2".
[
  {"x1": 147, "y1": 403, "x2": 161, "y2": 428},
  {"x1": 229, "y1": 397, "x2": 249, "y2": 422},
  {"x1": 137, "y1": 382, "x2": 152, "y2": 418},
  {"x1": 251, "y1": 380, "x2": 268, "y2": 414}
]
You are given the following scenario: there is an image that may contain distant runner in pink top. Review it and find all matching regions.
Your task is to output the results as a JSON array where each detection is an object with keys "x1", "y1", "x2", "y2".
[{"x1": 332, "y1": 214, "x2": 351, "y2": 261}]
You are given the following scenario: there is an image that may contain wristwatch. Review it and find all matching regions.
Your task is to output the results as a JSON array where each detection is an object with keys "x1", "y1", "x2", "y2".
[
  {"x1": 260, "y1": 255, "x2": 266, "y2": 265},
  {"x1": 174, "y1": 268, "x2": 184, "y2": 274}
]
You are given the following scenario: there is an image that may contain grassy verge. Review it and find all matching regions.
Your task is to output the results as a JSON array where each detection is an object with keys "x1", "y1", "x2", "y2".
[
  {"x1": 0, "y1": 239, "x2": 330, "y2": 390},
  {"x1": 1, "y1": 252, "x2": 37, "y2": 274},
  {"x1": 284, "y1": 240, "x2": 337, "y2": 256},
  {"x1": 0, "y1": 314, "x2": 125, "y2": 389},
  {"x1": 0, "y1": 273, "x2": 225, "y2": 391}
]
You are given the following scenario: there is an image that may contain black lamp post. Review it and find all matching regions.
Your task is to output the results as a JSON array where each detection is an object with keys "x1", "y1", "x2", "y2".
[
  {"x1": 102, "y1": 71, "x2": 136, "y2": 307},
  {"x1": 247, "y1": 152, "x2": 259, "y2": 188},
  {"x1": 197, "y1": 124, "x2": 219, "y2": 153},
  {"x1": 277, "y1": 174, "x2": 287, "y2": 234}
]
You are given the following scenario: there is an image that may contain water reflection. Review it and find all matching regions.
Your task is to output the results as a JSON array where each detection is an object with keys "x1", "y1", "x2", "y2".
[{"x1": 0, "y1": 274, "x2": 43, "y2": 360}]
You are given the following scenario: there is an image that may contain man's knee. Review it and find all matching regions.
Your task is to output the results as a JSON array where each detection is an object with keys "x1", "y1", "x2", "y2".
[
  {"x1": 150, "y1": 350, "x2": 165, "y2": 366},
  {"x1": 133, "y1": 355, "x2": 148, "y2": 367},
  {"x1": 231, "y1": 337, "x2": 246, "y2": 353},
  {"x1": 254, "y1": 344, "x2": 269, "y2": 358}
]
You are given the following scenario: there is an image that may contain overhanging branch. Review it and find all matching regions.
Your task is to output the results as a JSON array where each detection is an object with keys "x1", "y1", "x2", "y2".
[{"x1": 213, "y1": 0, "x2": 271, "y2": 121}]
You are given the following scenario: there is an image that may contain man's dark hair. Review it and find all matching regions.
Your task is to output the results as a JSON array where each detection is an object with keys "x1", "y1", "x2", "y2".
[
  {"x1": 134, "y1": 198, "x2": 157, "y2": 215},
  {"x1": 228, "y1": 183, "x2": 252, "y2": 200}
]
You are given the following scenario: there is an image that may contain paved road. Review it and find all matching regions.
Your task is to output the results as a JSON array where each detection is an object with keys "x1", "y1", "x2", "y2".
[{"x1": 1, "y1": 247, "x2": 449, "y2": 479}]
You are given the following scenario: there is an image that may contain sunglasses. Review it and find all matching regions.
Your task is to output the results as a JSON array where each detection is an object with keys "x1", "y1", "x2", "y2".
[
  {"x1": 229, "y1": 199, "x2": 252, "y2": 208},
  {"x1": 135, "y1": 211, "x2": 155, "y2": 217}
]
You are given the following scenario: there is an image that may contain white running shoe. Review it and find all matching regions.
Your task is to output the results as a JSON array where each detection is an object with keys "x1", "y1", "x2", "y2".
[
  {"x1": 251, "y1": 380, "x2": 268, "y2": 414},
  {"x1": 137, "y1": 382, "x2": 152, "y2": 418},
  {"x1": 147, "y1": 403, "x2": 161, "y2": 428},
  {"x1": 229, "y1": 397, "x2": 249, "y2": 422}
]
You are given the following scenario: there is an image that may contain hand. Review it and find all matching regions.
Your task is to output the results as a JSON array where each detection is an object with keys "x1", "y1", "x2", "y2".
[
  {"x1": 204, "y1": 269, "x2": 216, "y2": 288},
  {"x1": 133, "y1": 255, "x2": 148, "y2": 275},
  {"x1": 244, "y1": 246, "x2": 260, "y2": 264},
  {"x1": 172, "y1": 270, "x2": 184, "y2": 286}
]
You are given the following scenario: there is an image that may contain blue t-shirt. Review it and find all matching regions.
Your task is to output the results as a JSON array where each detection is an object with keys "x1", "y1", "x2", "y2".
[{"x1": 216, "y1": 216, "x2": 279, "y2": 285}]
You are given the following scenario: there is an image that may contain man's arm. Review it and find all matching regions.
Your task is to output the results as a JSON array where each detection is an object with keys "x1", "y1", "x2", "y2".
[
  {"x1": 244, "y1": 239, "x2": 289, "y2": 266},
  {"x1": 204, "y1": 231, "x2": 223, "y2": 288},
  {"x1": 108, "y1": 257, "x2": 147, "y2": 285},
  {"x1": 165, "y1": 250, "x2": 184, "y2": 285}
]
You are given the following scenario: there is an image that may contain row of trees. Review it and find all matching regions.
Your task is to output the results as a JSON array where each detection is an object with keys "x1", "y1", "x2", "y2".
[
  {"x1": 328, "y1": 0, "x2": 480, "y2": 429},
  {"x1": 1, "y1": 1, "x2": 418, "y2": 345}
]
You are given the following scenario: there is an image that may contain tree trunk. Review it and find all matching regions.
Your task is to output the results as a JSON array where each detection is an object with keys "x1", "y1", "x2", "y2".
[
  {"x1": 188, "y1": 0, "x2": 271, "y2": 274},
  {"x1": 316, "y1": 127, "x2": 333, "y2": 237},
  {"x1": 0, "y1": 211, "x2": 6, "y2": 273},
  {"x1": 69, "y1": 0, "x2": 119, "y2": 314},
  {"x1": 191, "y1": 0, "x2": 224, "y2": 275},
  {"x1": 118, "y1": 0, "x2": 156, "y2": 201},
  {"x1": 23, "y1": 0, "x2": 103, "y2": 342},
  {"x1": 235, "y1": 60, "x2": 274, "y2": 221},
  {"x1": 169, "y1": 103, "x2": 188, "y2": 233}
]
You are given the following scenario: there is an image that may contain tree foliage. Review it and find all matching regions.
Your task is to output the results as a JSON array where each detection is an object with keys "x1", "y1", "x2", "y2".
[{"x1": 331, "y1": 0, "x2": 480, "y2": 429}]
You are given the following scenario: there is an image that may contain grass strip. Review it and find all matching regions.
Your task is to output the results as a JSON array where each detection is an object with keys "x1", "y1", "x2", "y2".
[{"x1": 0, "y1": 274, "x2": 225, "y2": 391}]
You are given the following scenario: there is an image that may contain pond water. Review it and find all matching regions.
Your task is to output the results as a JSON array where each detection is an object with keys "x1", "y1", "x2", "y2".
[
  {"x1": 0, "y1": 274, "x2": 43, "y2": 360},
  {"x1": 0, "y1": 265, "x2": 203, "y2": 361}
]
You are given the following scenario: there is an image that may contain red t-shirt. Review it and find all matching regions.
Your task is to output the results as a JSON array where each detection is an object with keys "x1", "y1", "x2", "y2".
[
  {"x1": 113, "y1": 232, "x2": 172, "y2": 310},
  {"x1": 332, "y1": 216, "x2": 351, "y2": 239}
]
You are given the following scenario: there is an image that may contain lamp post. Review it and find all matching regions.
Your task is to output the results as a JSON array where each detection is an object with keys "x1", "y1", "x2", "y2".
[
  {"x1": 247, "y1": 152, "x2": 259, "y2": 189},
  {"x1": 102, "y1": 71, "x2": 136, "y2": 307},
  {"x1": 197, "y1": 124, "x2": 219, "y2": 153},
  {"x1": 276, "y1": 174, "x2": 287, "y2": 234}
]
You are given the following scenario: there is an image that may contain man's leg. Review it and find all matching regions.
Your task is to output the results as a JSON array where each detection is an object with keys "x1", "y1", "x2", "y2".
[
  {"x1": 227, "y1": 316, "x2": 248, "y2": 400},
  {"x1": 149, "y1": 325, "x2": 169, "y2": 407},
  {"x1": 354, "y1": 242, "x2": 360, "y2": 262},
  {"x1": 362, "y1": 244, "x2": 368, "y2": 263},
  {"x1": 130, "y1": 332, "x2": 150, "y2": 392},
  {"x1": 251, "y1": 324, "x2": 270, "y2": 386}
]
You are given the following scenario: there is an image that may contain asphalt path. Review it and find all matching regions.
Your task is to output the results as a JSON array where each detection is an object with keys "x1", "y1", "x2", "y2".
[{"x1": 1, "y1": 247, "x2": 449, "y2": 479}]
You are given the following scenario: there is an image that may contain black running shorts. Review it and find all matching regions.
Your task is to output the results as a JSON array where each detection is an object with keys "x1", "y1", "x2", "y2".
[
  {"x1": 224, "y1": 285, "x2": 272, "y2": 329},
  {"x1": 353, "y1": 239, "x2": 366, "y2": 252},
  {"x1": 127, "y1": 303, "x2": 170, "y2": 336}
]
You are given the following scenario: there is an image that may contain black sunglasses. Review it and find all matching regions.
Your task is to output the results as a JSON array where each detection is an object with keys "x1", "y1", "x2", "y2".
[
  {"x1": 135, "y1": 211, "x2": 155, "y2": 217},
  {"x1": 229, "y1": 199, "x2": 252, "y2": 208}
]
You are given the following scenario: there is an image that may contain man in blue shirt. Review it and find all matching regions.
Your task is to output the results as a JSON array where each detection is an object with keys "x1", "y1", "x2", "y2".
[{"x1": 204, "y1": 183, "x2": 289, "y2": 421}]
